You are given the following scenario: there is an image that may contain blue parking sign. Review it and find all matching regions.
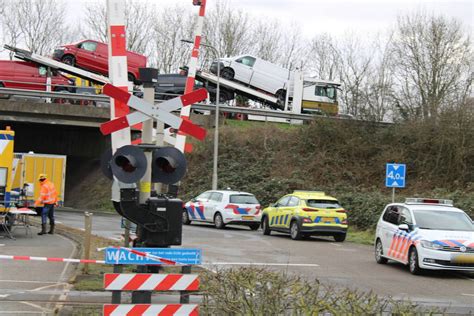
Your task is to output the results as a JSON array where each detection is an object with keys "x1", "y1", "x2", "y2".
[{"x1": 385, "y1": 163, "x2": 406, "y2": 188}]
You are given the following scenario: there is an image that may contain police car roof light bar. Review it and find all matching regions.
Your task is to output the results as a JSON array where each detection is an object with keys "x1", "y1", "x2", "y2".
[{"x1": 405, "y1": 198, "x2": 454, "y2": 206}]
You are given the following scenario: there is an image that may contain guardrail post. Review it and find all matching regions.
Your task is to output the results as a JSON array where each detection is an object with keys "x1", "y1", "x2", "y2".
[{"x1": 83, "y1": 212, "x2": 93, "y2": 274}]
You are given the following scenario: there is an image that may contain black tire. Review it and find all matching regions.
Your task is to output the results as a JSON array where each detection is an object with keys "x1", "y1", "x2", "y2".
[
  {"x1": 127, "y1": 73, "x2": 135, "y2": 84},
  {"x1": 409, "y1": 247, "x2": 423, "y2": 275},
  {"x1": 333, "y1": 233, "x2": 346, "y2": 242},
  {"x1": 290, "y1": 220, "x2": 302, "y2": 240},
  {"x1": 214, "y1": 212, "x2": 225, "y2": 229},
  {"x1": 0, "y1": 82, "x2": 10, "y2": 99},
  {"x1": 262, "y1": 216, "x2": 271, "y2": 235},
  {"x1": 182, "y1": 209, "x2": 191, "y2": 225},
  {"x1": 249, "y1": 223, "x2": 259, "y2": 231},
  {"x1": 61, "y1": 55, "x2": 75, "y2": 66},
  {"x1": 221, "y1": 68, "x2": 234, "y2": 80},
  {"x1": 375, "y1": 239, "x2": 388, "y2": 264},
  {"x1": 276, "y1": 89, "x2": 287, "y2": 102}
]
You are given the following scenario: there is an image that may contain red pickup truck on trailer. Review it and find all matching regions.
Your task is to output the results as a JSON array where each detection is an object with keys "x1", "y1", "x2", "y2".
[{"x1": 53, "y1": 40, "x2": 147, "y2": 83}]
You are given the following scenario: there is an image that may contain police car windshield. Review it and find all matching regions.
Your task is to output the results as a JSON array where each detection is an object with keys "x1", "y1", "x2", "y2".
[
  {"x1": 413, "y1": 210, "x2": 474, "y2": 231},
  {"x1": 230, "y1": 194, "x2": 259, "y2": 204},
  {"x1": 306, "y1": 199, "x2": 341, "y2": 209}
]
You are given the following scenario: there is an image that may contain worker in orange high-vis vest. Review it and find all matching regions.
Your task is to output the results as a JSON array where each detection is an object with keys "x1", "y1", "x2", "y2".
[{"x1": 34, "y1": 174, "x2": 58, "y2": 235}]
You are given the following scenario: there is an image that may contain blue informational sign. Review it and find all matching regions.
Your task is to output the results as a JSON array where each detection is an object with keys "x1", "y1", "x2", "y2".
[
  {"x1": 105, "y1": 247, "x2": 202, "y2": 265},
  {"x1": 385, "y1": 163, "x2": 406, "y2": 188}
]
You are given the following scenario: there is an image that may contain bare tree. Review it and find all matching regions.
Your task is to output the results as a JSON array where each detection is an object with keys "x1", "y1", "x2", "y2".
[
  {"x1": 151, "y1": 5, "x2": 195, "y2": 73},
  {"x1": 335, "y1": 34, "x2": 372, "y2": 117},
  {"x1": 391, "y1": 12, "x2": 472, "y2": 121},
  {"x1": 250, "y1": 20, "x2": 282, "y2": 63},
  {"x1": 82, "y1": 0, "x2": 153, "y2": 55},
  {"x1": 0, "y1": 0, "x2": 69, "y2": 56},
  {"x1": 359, "y1": 33, "x2": 395, "y2": 121},
  {"x1": 204, "y1": 0, "x2": 251, "y2": 58},
  {"x1": 306, "y1": 33, "x2": 339, "y2": 80}
]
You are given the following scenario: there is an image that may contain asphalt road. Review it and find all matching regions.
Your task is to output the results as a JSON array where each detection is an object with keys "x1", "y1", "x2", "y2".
[
  {"x1": 0, "y1": 225, "x2": 76, "y2": 315},
  {"x1": 55, "y1": 210, "x2": 474, "y2": 313}
]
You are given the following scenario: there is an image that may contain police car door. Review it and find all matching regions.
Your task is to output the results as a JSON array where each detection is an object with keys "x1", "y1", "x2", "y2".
[
  {"x1": 193, "y1": 191, "x2": 211, "y2": 221},
  {"x1": 380, "y1": 206, "x2": 400, "y2": 260},
  {"x1": 206, "y1": 192, "x2": 223, "y2": 222}
]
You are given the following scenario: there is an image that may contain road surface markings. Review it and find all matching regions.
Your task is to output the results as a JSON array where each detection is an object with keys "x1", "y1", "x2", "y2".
[
  {"x1": 203, "y1": 262, "x2": 319, "y2": 267},
  {"x1": 20, "y1": 301, "x2": 52, "y2": 313},
  {"x1": 0, "y1": 280, "x2": 59, "y2": 284},
  {"x1": 330, "y1": 243, "x2": 342, "y2": 247},
  {"x1": 0, "y1": 294, "x2": 10, "y2": 298},
  {"x1": 461, "y1": 293, "x2": 474, "y2": 297},
  {"x1": 0, "y1": 244, "x2": 5, "y2": 246}
]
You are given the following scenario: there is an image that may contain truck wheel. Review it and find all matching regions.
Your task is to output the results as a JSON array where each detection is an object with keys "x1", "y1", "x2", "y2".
[
  {"x1": 262, "y1": 216, "x2": 271, "y2": 235},
  {"x1": 214, "y1": 212, "x2": 225, "y2": 229},
  {"x1": 276, "y1": 89, "x2": 287, "y2": 102},
  {"x1": 221, "y1": 68, "x2": 234, "y2": 80},
  {"x1": 61, "y1": 55, "x2": 75, "y2": 66}
]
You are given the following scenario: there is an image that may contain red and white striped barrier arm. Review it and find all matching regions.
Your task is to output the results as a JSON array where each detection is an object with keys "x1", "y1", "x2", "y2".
[
  {"x1": 100, "y1": 84, "x2": 207, "y2": 141},
  {"x1": 104, "y1": 273, "x2": 199, "y2": 291},
  {"x1": 106, "y1": 0, "x2": 131, "y2": 150},
  {"x1": 176, "y1": 0, "x2": 207, "y2": 152},
  {"x1": 104, "y1": 304, "x2": 198, "y2": 316},
  {"x1": 0, "y1": 254, "x2": 105, "y2": 265}
]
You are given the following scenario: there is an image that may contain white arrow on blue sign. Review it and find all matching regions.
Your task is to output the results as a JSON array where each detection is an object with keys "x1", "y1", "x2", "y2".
[{"x1": 385, "y1": 163, "x2": 406, "y2": 188}]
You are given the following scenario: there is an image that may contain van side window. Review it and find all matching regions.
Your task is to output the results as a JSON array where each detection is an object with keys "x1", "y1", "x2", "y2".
[
  {"x1": 80, "y1": 42, "x2": 97, "y2": 52},
  {"x1": 236, "y1": 56, "x2": 256, "y2": 67},
  {"x1": 287, "y1": 196, "x2": 300, "y2": 207}
]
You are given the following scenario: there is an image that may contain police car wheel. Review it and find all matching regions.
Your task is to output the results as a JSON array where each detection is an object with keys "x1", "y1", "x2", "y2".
[
  {"x1": 333, "y1": 234, "x2": 346, "y2": 242},
  {"x1": 214, "y1": 213, "x2": 225, "y2": 229},
  {"x1": 262, "y1": 217, "x2": 271, "y2": 235},
  {"x1": 409, "y1": 247, "x2": 423, "y2": 275},
  {"x1": 290, "y1": 221, "x2": 302, "y2": 240},
  {"x1": 375, "y1": 239, "x2": 388, "y2": 264},
  {"x1": 182, "y1": 209, "x2": 191, "y2": 225}
]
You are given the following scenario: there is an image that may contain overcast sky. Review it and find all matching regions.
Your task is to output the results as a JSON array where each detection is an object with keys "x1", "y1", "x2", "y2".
[{"x1": 70, "y1": 0, "x2": 473, "y2": 39}]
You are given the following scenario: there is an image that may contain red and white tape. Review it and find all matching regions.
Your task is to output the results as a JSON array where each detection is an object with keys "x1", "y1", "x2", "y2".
[
  {"x1": 0, "y1": 254, "x2": 105, "y2": 264},
  {"x1": 100, "y1": 84, "x2": 207, "y2": 140},
  {"x1": 104, "y1": 304, "x2": 198, "y2": 316},
  {"x1": 104, "y1": 273, "x2": 199, "y2": 291},
  {"x1": 115, "y1": 247, "x2": 181, "y2": 265}
]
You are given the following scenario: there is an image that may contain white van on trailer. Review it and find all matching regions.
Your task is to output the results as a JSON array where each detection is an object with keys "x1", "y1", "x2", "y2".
[{"x1": 210, "y1": 55, "x2": 292, "y2": 101}]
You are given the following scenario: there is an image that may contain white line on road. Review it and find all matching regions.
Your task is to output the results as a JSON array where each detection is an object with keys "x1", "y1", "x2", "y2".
[
  {"x1": 20, "y1": 301, "x2": 52, "y2": 313},
  {"x1": 203, "y1": 262, "x2": 320, "y2": 267},
  {"x1": 0, "y1": 294, "x2": 10, "y2": 298},
  {"x1": 461, "y1": 293, "x2": 474, "y2": 297},
  {"x1": 330, "y1": 243, "x2": 342, "y2": 247},
  {"x1": 0, "y1": 244, "x2": 5, "y2": 246},
  {"x1": 0, "y1": 280, "x2": 59, "y2": 284}
]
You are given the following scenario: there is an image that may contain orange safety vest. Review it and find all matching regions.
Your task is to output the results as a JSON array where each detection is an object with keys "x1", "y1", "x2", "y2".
[{"x1": 35, "y1": 180, "x2": 58, "y2": 206}]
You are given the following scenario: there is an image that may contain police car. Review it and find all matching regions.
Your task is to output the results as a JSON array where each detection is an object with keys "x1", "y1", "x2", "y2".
[
  {"x1": 375, "y1": 198, "x2": 474, "y2": 275},
  {"x1": 183, "y1": 190, "x2": 261, "y2": 230}
]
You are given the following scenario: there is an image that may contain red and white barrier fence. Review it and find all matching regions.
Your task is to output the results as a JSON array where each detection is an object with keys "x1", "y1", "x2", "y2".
[
  {"x1": 104, "y1": 273, "x2": 199, "y2": 291},
  {"x1": 0, "y1": 254, "x2": 105, "y2": 264},
  {"x1": 103, "y1": 304, "x2": 199, "y2": 316}
]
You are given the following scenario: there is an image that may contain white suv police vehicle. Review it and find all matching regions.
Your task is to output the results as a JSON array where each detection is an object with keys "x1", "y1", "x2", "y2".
[
  {"x1": 183, "y1": 190, "x2": 261, "y2": 230},
  {"x1": 375, "y1": 198, "x2": 474, "y2": 275}
]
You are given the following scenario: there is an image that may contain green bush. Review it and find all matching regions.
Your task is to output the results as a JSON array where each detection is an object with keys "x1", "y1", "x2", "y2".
[{"x1": 200, "y1": 267, "x2": 441, "y2": 315}]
